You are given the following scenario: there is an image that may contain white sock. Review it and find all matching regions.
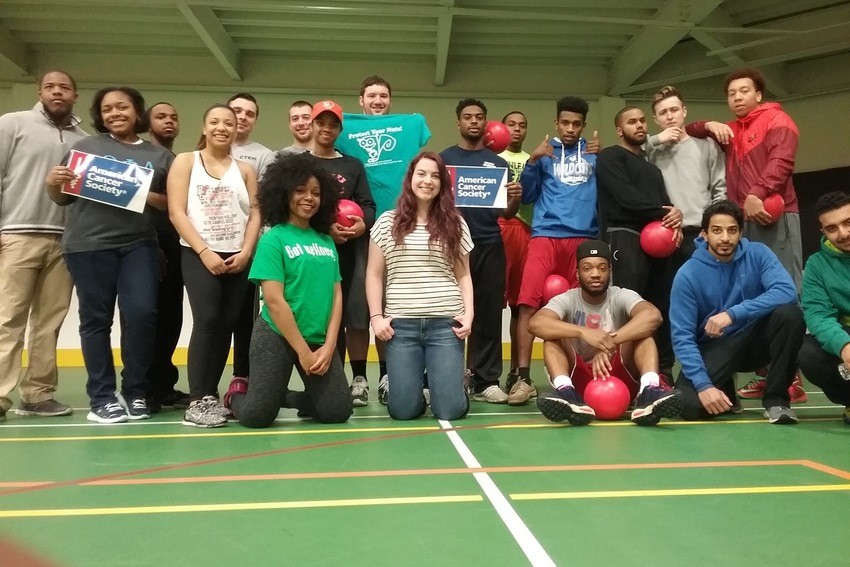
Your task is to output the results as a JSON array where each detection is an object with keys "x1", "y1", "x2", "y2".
[
  {"x1": 552, "y1": 375, "x2": 573, "y2": 390},
  {"x1": 639, "y1": 372, "x2": 660, "y2": 393}
]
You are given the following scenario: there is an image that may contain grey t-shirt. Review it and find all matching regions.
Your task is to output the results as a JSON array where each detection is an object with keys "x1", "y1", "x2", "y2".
[
  {"x1": 232, "y1": 140, "x2": 274, "y2": 179},
  {"x1": 277, "y1": 145, "x2": 310, "y2": 157},
  {"x1": 61, "y1": 134, "x2": 173, "y2": 253},
  {"x1": 544, "y1": 286, "x2": 644, "y2": 361}
]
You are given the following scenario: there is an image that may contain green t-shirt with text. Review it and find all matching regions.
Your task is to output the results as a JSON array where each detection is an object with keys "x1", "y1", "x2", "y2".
[
  {"x1": 335, "y1": 113, "x2": 431, "y2": 216},
  {"x1": 249, "y1": 223, "x2": 341, "y2": 345}
]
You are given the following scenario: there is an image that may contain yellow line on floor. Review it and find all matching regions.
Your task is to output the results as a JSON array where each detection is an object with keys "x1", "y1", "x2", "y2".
[
  {"x1": 511, "y1": 483, "x2": 850, "y2": 501},
  {"x1": 0, "y1": 425, "x2": 440, "y2": 443},
  {"x1": 0, "y1": 494, "x2": 483, "y2": 519}
]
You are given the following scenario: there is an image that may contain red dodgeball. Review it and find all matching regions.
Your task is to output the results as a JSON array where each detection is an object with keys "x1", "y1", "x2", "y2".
[
  {"x1": 762, "y1": 194, "x2": 785, "y2": 224},
  {"x1": 484, "y1": 121, "x2": 511, "y2": 154},
  {"x1": 583, "y1": 377, "x2": 631, "y2": 420},
  {"x1": 640, "y1": 221, "x2": 677, "y2": 258},
  {"x1": 335, "y1": 199, "x2": 364, "y2": 228},
  {"x1": 542, "y1": 274, "x2": 570, "y2": 304}
]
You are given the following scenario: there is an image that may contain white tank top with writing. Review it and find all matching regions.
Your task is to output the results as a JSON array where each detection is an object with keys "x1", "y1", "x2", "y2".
[{"x1": 181, "y1": 151, "x2": 250, "y2": 252}]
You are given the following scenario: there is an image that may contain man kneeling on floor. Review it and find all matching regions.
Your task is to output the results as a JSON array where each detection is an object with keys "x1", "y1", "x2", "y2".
[
  {"x1": 670, "y1": 200, "x2": 804, "y2": 423},
  {"x1": 798, "y1": 191, "x2": 850, "y2": 425},
  {"x1": 530, "y1": 240, "x2": 683, "y2": 426}
]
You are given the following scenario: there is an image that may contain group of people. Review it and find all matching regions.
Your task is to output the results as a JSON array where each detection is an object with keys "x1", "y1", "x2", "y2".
[{"x1": 1, "y1": 67, "x2": 849, "y2": 431}]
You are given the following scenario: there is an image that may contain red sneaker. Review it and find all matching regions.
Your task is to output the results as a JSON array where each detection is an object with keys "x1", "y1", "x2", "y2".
[
  {"x1": 788, "y1": 373, "x2": 808, "y2": 404},
  {"x1": 737, "y1": 377, "x2": 766, "y2": 399}
]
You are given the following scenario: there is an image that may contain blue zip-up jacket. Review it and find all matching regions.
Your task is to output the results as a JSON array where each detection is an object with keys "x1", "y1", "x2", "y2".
[
  {"x1": 670, "y1": 236, "x2": 797, "y2": 392},
  {"x1": 519, "y1": 137, "x2": 598, "y2": 238}
]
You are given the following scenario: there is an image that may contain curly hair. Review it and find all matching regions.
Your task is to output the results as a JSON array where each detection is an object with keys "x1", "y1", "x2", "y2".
[
  {"x1": 392, "y1": 151, "x2": 464, "y2": 264},
  {"x1": 258, "y1": 152, "x2": 340, "y2": 233},
  {"x1": 90, "y1": 87, "x2": 149, "y2": 135}
]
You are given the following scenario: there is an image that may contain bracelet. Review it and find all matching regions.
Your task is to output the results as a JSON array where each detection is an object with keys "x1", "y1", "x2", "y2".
[
  {"x1": 197, "y1": 247, "x2": 209, "y2": 256},
  {"x1": 369, "y1": 314, "x2": 383, "y2": 320}
]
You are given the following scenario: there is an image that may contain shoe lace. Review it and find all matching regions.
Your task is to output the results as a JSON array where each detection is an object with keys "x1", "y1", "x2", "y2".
[
  {"x1": 351, "y1": 379, "x2": 368, "y2": 395},
  {"x1": 130, "y1": 399, "x2": 147, "y2": 409},
  {"x1": 104, "y1": 402, "x2": 123, "y2": 414}
]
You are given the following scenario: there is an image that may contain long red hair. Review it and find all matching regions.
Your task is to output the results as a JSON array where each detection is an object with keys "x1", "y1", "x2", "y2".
[{"x1": 392, "y1": 151, "x2": 464, "y2": 264}]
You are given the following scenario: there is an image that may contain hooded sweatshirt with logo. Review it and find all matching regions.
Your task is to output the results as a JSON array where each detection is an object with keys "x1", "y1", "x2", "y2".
[
  {"x1": 687, "y1": 102, "x2": 798, "y2": 213},
  {"x1": 519, "y1": 137, "x2": 597, "y2": 238},
  {"x1": 802, "y1": 236, "x2": 850, "y2": 357},
  {"x1": 670, "y1": 236, "x2": 797, "y2": 392}
]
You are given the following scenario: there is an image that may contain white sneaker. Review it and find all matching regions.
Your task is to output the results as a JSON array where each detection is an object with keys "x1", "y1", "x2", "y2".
[
  {"x1": 472, "y1": 384, "x2": 509, "y2": 404},
  {"x1": 351, "y1": 375, "x2": 369, "y2": 407},
  {"x1": 378, "y1": 375, "x2": 389, "y2": 405}
]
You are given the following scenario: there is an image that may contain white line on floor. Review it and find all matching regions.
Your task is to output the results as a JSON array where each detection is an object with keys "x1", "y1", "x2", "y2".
[{"x1": 438, "y1": 419, "x2": 556, "y2": 567}]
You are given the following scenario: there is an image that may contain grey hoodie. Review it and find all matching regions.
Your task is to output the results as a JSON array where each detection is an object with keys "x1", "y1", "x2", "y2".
[{"x1": 0, "y1": 102, "x2": 87, "y2": 233}]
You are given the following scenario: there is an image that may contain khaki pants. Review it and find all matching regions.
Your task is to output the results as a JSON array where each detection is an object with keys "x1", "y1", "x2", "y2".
[{"x1": 0, "y1": 233, "x2": 73, "y2": 411}]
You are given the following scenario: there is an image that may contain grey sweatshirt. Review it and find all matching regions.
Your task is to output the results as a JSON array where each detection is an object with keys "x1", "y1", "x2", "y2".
[
  {"x1": 646, "y1": 134, "x2": 726, "y2": 228},
  {"x1": 0, "y1": 102, "x2": 88, "y2": 234}
]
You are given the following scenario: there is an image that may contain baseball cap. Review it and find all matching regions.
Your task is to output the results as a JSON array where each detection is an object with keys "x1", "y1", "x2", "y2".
[
  {"x1": 576, "y1": 239, "x2": 611, "y2": 264},
  {"x1": 311, "y1": 100, "x2": 343, "y2": 123}
]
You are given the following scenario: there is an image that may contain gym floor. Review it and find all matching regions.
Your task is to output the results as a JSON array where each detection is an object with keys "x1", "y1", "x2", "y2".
[{"x1": 0, "y1": 364, "x2": 847, "y2": 566}]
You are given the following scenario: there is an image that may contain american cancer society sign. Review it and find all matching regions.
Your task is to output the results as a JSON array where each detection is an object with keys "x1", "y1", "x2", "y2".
[
  {"x1": 447, "y1": 165, "x2": 507, "y2": 208},
  {"x1": 61, "y1": 150, "x2": 153, "y2": 213}
]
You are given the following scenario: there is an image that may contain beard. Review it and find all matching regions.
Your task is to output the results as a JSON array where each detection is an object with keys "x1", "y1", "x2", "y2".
[
  {"x1": 622, "y1": 131, "x2": 646, "y2": 147},
  {"x1": 580, "y1": 279, "x2": 609, "y2": 297}
]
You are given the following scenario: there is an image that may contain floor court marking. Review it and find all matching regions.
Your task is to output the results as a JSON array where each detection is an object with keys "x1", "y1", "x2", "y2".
[
  {"x1": 0, "y1": 495, "x2": 484, "y2": 519},
  {"x1": 4, "y1": 459, "x2": 847, "y2": 489},
  {"x1": 0, "y1": 419, "x2": 538, "y2": 498},
  {"x1": 510, "y1": 484, "x2": 850, "y2": 501},
  {"x1": 439, "y1": 419, "x2": 556, "y2": 567},
  {"x1": 0, "y1": 412, "x2": 842, "y2": 440}
]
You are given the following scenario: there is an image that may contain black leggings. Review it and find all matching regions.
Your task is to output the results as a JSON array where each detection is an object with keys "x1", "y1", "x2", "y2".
[
  {"x1": 181, "y1": 247, "x2": 250, "y2": 400},
  {"x1": 230, "y1": 318, "x2": 352, "y2": 428}
]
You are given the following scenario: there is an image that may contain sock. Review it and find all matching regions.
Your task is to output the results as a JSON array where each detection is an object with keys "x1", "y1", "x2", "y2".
[
  {"x1": 518, "y1": 367, "x2": 531, "y2": 380},
  {"x1": 350, "y1": 360, "x2": 367, "y2": 378},
  {"x1": 639, "y1": 372, "x2": 660, "y2": 393},
  {"x1": 552, "y1": 375, "x2": 573, "y2": 390},
  {"x1": 379, "y1": 360, "x2": 387, "y2": 377}
]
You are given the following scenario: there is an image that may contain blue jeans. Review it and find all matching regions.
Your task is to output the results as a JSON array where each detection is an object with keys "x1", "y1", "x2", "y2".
[
  {"x1": 64, "y1": 241, "x2": 159, "y2": 407},
  {"x1": 385, "y1": 317, "x2": 468, "y2": 420}
]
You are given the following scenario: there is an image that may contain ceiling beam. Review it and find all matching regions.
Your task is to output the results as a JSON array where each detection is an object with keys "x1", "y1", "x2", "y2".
[
  {"x1": 177, "y1": 3, "x2": 241, "y2": 81},
  {"x1": 434, "y1": 2, "x2": 455, "y2": 86},
  {"x1": 0, "y1": 23, "x2": 31, "y2": 77},
  {"x1": 607, "y1": 0, "x2": 724, "y2": 95}
]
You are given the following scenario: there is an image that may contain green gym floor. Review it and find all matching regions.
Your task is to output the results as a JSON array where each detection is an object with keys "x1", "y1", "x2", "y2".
[{"x1": 0, "y1": 364, "x2": 847, "y2": 567}]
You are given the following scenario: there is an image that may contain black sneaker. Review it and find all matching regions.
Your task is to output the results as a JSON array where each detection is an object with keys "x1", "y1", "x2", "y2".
[
  {"x1": 121, "y1": 397, "x2": 151, "y2": 421},
  {"x1": 87, "y1": 401, "x2": 129, "y2": 424},
  {"x1": 16, "y1": 399, "x2": 73, "y2": 417},
  {"x1": 160, "y1": 389, "x2": 190, "y2": 409},
  {"x1": 536, "y1": 386, "x2": 595, "y2": 426},
  {"x1": 764, "y1": 405, "x2": 798, "y2": 424},
  {"x1": 843, "y1": 407, "x2": 850, "y2": 425},
  {"x1": 630, "y1": 386, "x2": 683, "y2": 426}
]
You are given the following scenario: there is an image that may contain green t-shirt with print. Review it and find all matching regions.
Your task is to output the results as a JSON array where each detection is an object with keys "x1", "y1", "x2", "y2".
[{"x1": 249, "y1": 223, "x2": 341, "y2": 345}]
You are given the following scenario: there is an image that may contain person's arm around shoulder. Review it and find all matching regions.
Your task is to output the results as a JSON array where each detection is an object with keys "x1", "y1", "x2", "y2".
[
  {"x1": 223, "y1": 161, "x2": 261, "y2": 274},
  {"x1": 686, "y1": 120, "x2": 734, "y2": 145}
]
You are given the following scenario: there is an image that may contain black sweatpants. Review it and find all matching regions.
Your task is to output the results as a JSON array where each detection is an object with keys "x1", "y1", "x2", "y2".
[
  {"x1": 606, "y1": 229, "x2": 675, "y2": 376},
  {"x1": 230, "y1": 318, "x2": 352, "y2": 428},
  {"x1": 181, "y1": 248, "x2": 250, "y2": 401},
  {"x1": 469, "y1": 241, "x2": 506, "y2": 391},
  {"x1": 798, "y1": 333, "x2": 850, "y2": 407},
  {"x1": 675, "y1": 303, "x2": 805, "y2": 420},
  {"x1": 147, "y1": 234, "x2": 183, "y2": 400},
  {"x1": 231, "y1": 282, "x2": 258, "y2": 378}
]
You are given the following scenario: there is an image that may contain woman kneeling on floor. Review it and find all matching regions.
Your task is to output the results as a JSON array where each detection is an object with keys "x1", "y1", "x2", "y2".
[{"x1": 224, "y1": 153, "x2": 352, "y2": 427}]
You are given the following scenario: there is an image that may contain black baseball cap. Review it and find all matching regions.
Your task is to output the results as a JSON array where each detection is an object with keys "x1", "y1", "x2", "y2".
[{"x1": 576, "y1": 239, "x2": 611, "y2": 264}]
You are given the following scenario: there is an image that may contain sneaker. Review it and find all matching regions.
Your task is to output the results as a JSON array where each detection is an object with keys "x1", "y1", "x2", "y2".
[
  {"x1": 121, "y1": 397, "x2": 151, "y2": 420},
  {"x1": 763, "y1": 405, "x2": 798, "y2": 424},
  {"x1": 737, "y1": 377, "x2": 766, "y2": 399},
  {"x1": 223, "y1": 376, "x2": 248, "y2": 411},
  {"x1": 0, "y1": 408, "x2": 6, "y2": 422},
  {"x1": 472, "y1": 384, "x2": 508, "y2": 404},
  {"x1": 210, "y1": 396, "x2": 234, "y2": 421},
  {"x1": 16, "y1": 398, "x2": 73, "y2": 417},
  {"x1": 843, "y1": 407, "x2": 850, "y2": 425},
  {"x1": 350, "y1": 375, "x2": 369, "y2": 407},
  {"x1": 536, "y1": 386, "x2": 595, "y2": 426},
  {"x1": 183, "y1": 396, "x2": 227, "y2": 428},
  {"x1": 788, "y1": 374, "x2": 808, "y2": 404},
  {"x1": 87, "y1": 402, "x2": 129, "y2": 424},
  {"x1": 423, "y1": 388, "x2": 431, "y2": 406},
  {"x1": 463, "y1": 369, "x2": 474, "y2": 396},
  {"x1": 630, "y1": 386, "x2": 683, "y2": 426},
  {"x1": 505, "y1": 371, "x2": 520, "y2": 392},
  {"x1": 728, "y1": 397, "x2": 744, "y2": 415},
  {"x1": 507, "y1": 378, "x2": 538, "y2": 406},
  {"x1": 160, "y1": 389, "x2": 190, "y2": 409},
  {"x1": 378, "y1": 374, "x2": 389, "y2": 405}
]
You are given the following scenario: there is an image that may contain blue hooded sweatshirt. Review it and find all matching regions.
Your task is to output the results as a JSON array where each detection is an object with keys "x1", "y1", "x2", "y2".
[
  {"x1": 519, "y1": 137, "x2": 598, "y2": 239},
  {"x1": 670, "y1": 236, "x2": 797, "y2": 392}
]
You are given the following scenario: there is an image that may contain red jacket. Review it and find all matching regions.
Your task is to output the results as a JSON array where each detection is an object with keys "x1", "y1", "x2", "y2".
[{"x1": 688, "y1": 102, "x2": 799, "y2": 213}]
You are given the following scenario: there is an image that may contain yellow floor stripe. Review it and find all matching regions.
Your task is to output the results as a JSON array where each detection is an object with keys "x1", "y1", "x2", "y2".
[
  {"x1": 511, "y1": 483, "x2": 850, "y2": 501},
  {"x1": 0, "y1": 425, "x2": 439, "y2": 443},
  {"x1": 0, "y1": 494, "x2": 483, "y2": 519}
]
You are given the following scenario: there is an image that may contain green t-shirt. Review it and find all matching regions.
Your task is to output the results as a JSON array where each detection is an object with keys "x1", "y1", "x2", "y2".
[
  {"x1": 335, "y1": 113, "x2": 431, "y2": 216},
  {"x1": 500, "y1": 148, "x2": 533, "y2": 226},
  {"x1": 249, "y1": 223, "x2": 341, "y2": 345}
]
